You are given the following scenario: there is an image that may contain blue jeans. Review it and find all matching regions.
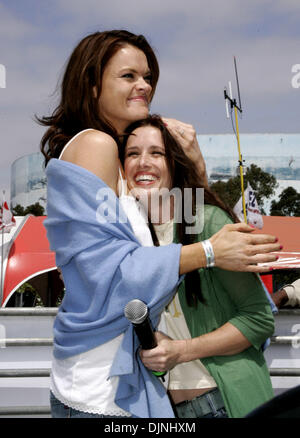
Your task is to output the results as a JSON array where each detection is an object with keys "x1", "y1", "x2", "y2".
[
  {"x1": 50, "y1": 391, "x2": 131, "y2": 418},
  {"x1": 196, "y1": 408, "x2": 228, "y2": 418},
  {"x1": 174, "y1": 388, "x2": 229, "y2": 418}
]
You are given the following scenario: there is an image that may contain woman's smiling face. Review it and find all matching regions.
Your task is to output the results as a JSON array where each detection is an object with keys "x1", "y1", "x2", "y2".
[
  {"x1": 97, "y1": 44, "x2": 153, "y2": 133},
  {"x1": 124, "y1": 125, "x2": 172, "y2": 194}
]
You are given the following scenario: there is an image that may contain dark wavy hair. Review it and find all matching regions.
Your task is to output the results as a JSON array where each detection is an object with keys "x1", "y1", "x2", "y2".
[
  {"x1": 121, "y1": 115, "x2": 238, "y2": 307},
  {"x1": 36, "y1": 30, "x2": 159, "y2": 165}
]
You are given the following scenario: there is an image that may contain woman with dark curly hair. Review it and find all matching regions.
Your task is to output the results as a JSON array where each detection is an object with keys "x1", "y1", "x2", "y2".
[{"x1": 123, "y1": 115, "x2": 275, "y2": 418}]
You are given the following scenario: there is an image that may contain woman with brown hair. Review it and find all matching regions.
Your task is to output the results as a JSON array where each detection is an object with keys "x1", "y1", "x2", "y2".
[
  {"x1": 123, "y1": 115, "x2": 275, "y2": 418},
  {"x1": 38, "y1": 30, "x2": 279, "y2": 418}
]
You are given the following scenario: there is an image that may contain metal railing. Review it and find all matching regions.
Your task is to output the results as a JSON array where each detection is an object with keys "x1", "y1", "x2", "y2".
[
  {"x1": 1, "y1": 338, "x2": 53, "y2": 347},
  {"x1": 0, "y1": 406, "x2": 50, "y2": 416},
  {"x1": 269, "y1": 368, "x2": 300, "y2": 377},
  {"x1": 1, "y1": 336, "x2": 299, "y2": 347},
  {"x1": 0, "y1": 307, "x2": 58, "y2": 316},
  {"x1": 1, "y1": 367, "x2": 300, "y2": 379},
  {"x1": 0, "y1": 369, "x2": 50, "y2": 377},
  {"x1": 271, "y1": 336, "x2": 300, "y2": 344}
]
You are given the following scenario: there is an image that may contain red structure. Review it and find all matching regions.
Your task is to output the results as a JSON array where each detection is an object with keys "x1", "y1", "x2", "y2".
[
  {"x1": 1, "y1": 215, "x2": 56, "y2": 306},
  {"x1": 256, "y1": 216, "x2": 300, "y2": 293},
  {"x1": 256, "y1": 216, "x2": 300, "y2": 269}
]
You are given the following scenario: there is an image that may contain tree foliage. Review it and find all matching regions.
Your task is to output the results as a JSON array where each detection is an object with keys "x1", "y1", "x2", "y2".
[
  {"x1": 12, "y1": 202, "x2": 45, "y2": 216},
  {"x1": 210, "y1": 164, "x2": 278, "y2": 213},
  {"x1": 270, "y1": 186, "x2": 300, "y2": 217}
]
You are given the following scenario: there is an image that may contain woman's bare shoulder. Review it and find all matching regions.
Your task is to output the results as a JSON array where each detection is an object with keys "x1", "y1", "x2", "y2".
[
  {"x1": 61, "y1": 129, "x2": 119, "y2": 192},
  {"x1": 62, "y1": 129, "x2": 118, "y2": 155}
]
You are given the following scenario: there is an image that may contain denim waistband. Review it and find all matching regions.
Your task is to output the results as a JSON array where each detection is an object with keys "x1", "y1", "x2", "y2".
[{"x1": 174, "y1": 388, "x2": 226, "y2": 418}]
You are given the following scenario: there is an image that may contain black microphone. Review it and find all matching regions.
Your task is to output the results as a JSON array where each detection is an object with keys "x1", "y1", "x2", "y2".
[{"x1": 124, "y1": 299, "x2": 166, "y2": 378}]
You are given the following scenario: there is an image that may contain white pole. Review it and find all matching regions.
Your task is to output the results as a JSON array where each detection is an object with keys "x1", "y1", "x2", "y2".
[
  {"x1": 0, "y1": 191, "x2": 4, "y2": 306},
  {"x1": 228, "y1": 81, "x2": 233, "y2": 99},
  {"x1": 0, "y1": 227, "x2": 3, "y2": 306},
  {"x1": 224, "y1": 89, "x2": 230, "y2": 119}
]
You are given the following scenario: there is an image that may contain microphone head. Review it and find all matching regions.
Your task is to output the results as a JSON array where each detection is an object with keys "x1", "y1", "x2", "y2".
[{"x1": 124, "y1": 299, "x2": 148, "y2": 324}]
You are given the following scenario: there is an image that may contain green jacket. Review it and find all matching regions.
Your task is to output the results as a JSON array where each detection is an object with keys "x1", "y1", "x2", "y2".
[{"x1": 177, "y1": 205, "x2": 274, "y2": 418}]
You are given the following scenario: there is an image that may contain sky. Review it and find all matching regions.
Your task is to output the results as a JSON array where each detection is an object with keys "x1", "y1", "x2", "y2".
[{"x1": 0, "y1": 0, "x2": 300, "y2": 198}]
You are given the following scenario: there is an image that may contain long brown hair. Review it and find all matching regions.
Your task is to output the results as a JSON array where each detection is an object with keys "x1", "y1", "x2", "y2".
[
  {"x1": 37, "y1": 30, "x2": 159, "y2": 165},
  {"x1": 121, "y1": 115, "x2": 238, "y2": 307}
]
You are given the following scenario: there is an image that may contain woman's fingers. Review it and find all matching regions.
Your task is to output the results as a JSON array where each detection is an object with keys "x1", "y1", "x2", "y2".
[
  {"x1": 139, "y1": 332, "x2": 181, "y2": 372},
  {"x1": 162, "y1": 118, "x2": 195, "y2": 148},
  {"x1": 246, "y1": 243, "x2": 281, "y2": 256},
  {"x1": 162, "y1": 117, "x2": 208, "y2": 184},
  {"x1": 162, "y1": 117, "x2": 191, "y2": 131},
  {"x1": 210, "y1": 223, "x2": 282, "y2": 272},
  {"x1": 240, "y1": 264, "x2": 273, "y2": 273},
  {"x1": 222, "y1": 223, "x2": 280, "y2": 246}
]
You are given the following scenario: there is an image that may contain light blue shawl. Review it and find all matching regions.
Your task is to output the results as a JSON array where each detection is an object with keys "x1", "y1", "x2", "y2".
[{"x1": 44, "y1": 159, "x2": 182, "y2": 418}]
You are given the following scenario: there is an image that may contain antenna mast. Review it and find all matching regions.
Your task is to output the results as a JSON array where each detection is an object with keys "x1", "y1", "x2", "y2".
[{"x1": 224, "y1": 56, "x2": 247, "y2": 223}]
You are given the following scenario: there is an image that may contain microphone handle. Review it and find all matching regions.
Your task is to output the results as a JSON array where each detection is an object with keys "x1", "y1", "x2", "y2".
[
  {"x1": 133, "y1": 318, "x2": 157, "y2": 350},
  {"x1": 133, "y1": 318, "x2": 166, "y2": 379}
]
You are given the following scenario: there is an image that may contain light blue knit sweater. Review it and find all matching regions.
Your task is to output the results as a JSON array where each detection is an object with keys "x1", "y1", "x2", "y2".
[{"x1": 44, "y1": 159, "x2": 182, "y2": 418}]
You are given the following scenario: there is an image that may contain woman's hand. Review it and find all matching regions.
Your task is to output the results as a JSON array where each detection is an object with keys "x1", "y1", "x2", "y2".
[
  {"x1": 179, "y1": 222, "x2": 281, "y2": 275},
  {"x1": 140, "y1": 324, "x2": 252, "y2": 372},
  {"x1": 210, "y1": 222, "x2": 281, "y2": 272},
  {"x1": 139, "y1": 331, "x2": 186, "y2": 373},
  {"x1": 162, "y1": 117, "x2": 208, "y2": 186}
]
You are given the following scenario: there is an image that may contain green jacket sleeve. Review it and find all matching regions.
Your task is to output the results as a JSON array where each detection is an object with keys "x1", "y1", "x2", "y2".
[{"x1": 205, "y1": 206, "x2": 275, "y2": 351}]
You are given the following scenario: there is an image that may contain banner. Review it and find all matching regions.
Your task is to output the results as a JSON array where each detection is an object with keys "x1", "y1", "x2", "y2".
[{"x1": 233, "y1": 182, "x2": 263, "y2": 229}]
